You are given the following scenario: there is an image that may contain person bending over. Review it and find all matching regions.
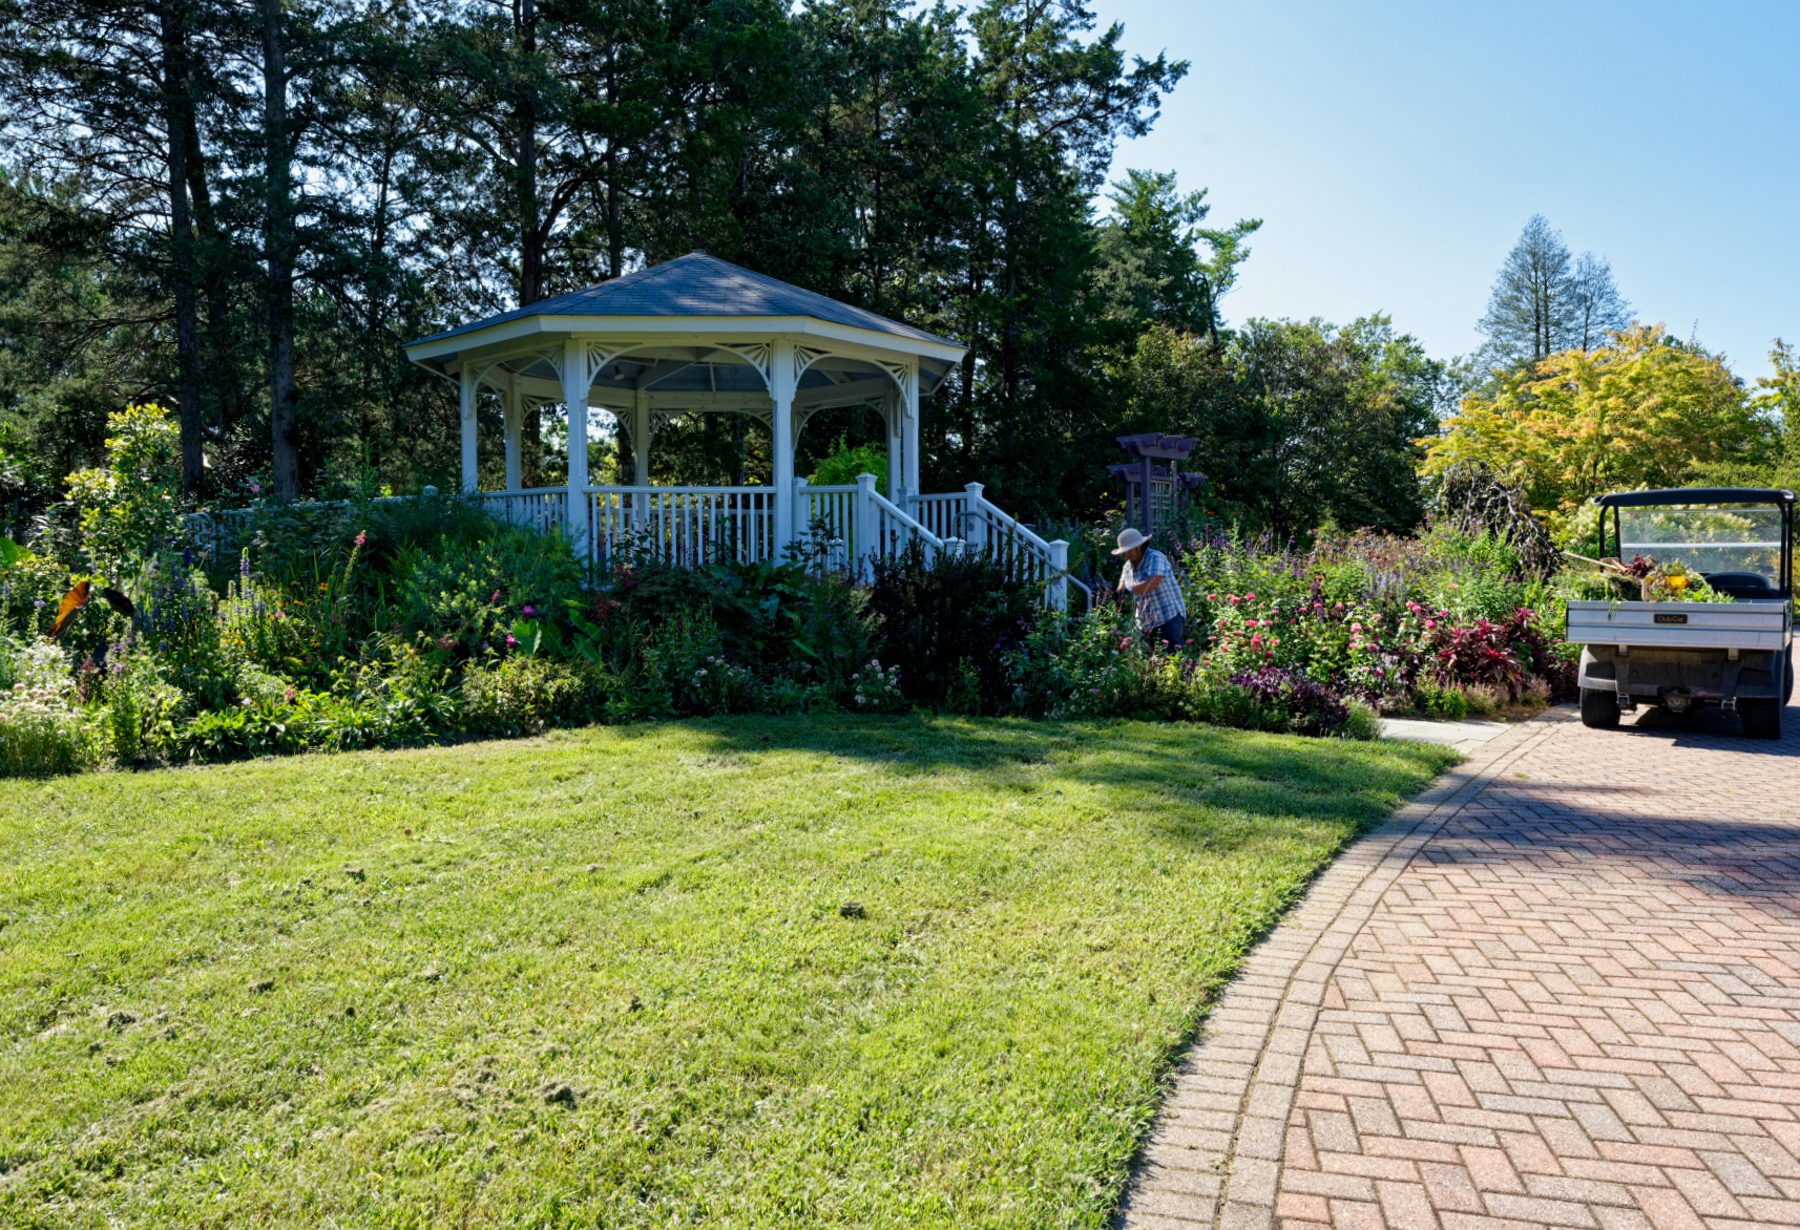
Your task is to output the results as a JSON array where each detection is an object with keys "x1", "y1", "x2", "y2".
[{"x1": 1112, "y1": 527, "x2": 1185, "y2": 647}]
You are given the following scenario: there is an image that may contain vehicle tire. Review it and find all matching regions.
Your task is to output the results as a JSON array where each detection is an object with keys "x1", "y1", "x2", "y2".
[
  {"x1": 1580, "y1": 688, "x2": 1620, "y2": 729},
  {"x1": 1786, "y1": 657, "x2": 1794, "y2": 705},
  {"x1": 1741, "y1": 697, "x2": 1783, "y2": 740}
]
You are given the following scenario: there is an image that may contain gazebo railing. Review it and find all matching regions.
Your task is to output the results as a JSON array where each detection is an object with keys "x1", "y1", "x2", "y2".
[
  {"x1": 586, "y1": 486, "x2": 782, "y2": 567},
  {"x1": 908, "y1": 492, "x2": 970, "y2": 541},
  {"x1": 473, "y1": 487, "x2": 569, "y2": 535},
  {"x1": 181, "y1": 477, "x2": 1075, "y2": 610}
]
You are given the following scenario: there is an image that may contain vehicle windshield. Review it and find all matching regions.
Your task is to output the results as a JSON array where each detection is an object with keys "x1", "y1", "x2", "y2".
[{"x1": 1616, "y1": 506, "x2": 1785, "y2": 584}]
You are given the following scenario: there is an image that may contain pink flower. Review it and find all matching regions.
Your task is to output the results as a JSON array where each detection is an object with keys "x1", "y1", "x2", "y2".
[
  {"x1": 354, "y1": 531, "x2": 366, "y2": 548},
  {"x1": 490, "y1": 591, "x2": 501, "y2": 603},
  {"x1": 1424, "y1": 619, "x2": 1436, "y2": 630},
  {"x1": 1229, "y1": 595, "x2": 1242, "y2": 605},
  {"x1": 505, "y1": 634, "x2": 517, "y2": 647},
  {"x1": 1334, "y1": 602, "x2": 1344, "y2": 610},
  {"x1": 1206, "y1": 593, "x2": 1217, "y2": 602},
  {"x1": 1245, "y1": 591, "x2": 1256, "y2": 601},
  {"x1": 522, "y1": 604, "x2": 535, "y2": 617},
  {"x1": 247, "y1": 480, "x2": 261, "y2": 494},
  {"x1": 1250, "y1": 632, "x2": 1263, "y2": 651},
  {"x1": 1351, "y1": 622, "x2": 1363, "y2": 633}
]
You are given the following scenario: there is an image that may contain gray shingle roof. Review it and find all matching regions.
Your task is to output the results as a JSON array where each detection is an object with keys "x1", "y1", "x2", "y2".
[{"x1": 408, "y1": 252, "x2": 957, "y2": 349}]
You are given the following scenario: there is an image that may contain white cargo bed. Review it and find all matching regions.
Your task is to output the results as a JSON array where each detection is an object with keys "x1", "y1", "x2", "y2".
[{"x1": 1565, "y1": 598, "x2": 1790, "y2": 651}]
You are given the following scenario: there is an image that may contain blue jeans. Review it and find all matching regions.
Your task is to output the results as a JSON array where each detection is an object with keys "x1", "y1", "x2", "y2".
[{"x1": 1147, "y1": 614, "x2": 1184, "y2": 647}]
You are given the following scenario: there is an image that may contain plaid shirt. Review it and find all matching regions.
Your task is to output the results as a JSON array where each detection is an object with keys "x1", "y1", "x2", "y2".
[{"x1": 1119, "y1": 548, "x2": 1185, "y2": 630}]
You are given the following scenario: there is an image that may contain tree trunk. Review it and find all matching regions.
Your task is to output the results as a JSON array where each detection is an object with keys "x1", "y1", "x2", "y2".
[
  {"x1": 516, "y1": 0, "x2": 542, "y2": 305},
  {"x1": 158, "y1": 0, "x2": 204, "y2": 496},
  {"x1": 515, "y1": 0, "x2": 542, "y2": 482},
  {"x1": 183, "y1": 107, "x2": 238, "y2": 445},
  {"x1": 264, "y1": 0, "x2": 299, "y2": 497}
]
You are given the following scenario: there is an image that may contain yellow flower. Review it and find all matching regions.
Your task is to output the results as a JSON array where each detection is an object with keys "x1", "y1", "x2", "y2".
[{"x1": 1667, "y1": 575, "x2": 1687, "y2": 592}]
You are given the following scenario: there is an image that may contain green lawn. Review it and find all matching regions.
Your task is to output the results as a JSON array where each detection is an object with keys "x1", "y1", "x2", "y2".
[{"x1": 0, "y1": 717, "x2": 1453, "y2": 1228}]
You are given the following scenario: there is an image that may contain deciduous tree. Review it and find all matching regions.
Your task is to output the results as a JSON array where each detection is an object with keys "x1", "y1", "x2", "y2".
[{"x1": 1423, "y1": 324, "x2": 1767, "y2": 519}]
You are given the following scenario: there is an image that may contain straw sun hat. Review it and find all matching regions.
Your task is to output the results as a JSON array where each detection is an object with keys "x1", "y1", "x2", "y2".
[{"x1": 1111, "y1": 527, "x2": 1151, "y2": 555}]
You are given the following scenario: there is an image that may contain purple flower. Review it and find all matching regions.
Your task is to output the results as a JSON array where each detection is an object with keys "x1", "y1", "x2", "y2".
[{"x1": 522, "y1": 604, "x2": 535, "y2": 617}]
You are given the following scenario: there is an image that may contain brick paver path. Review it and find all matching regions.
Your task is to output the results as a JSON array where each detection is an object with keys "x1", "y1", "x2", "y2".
[{"x1": 1120, "y1": 702, "x2": 1800, "y2": 1230}]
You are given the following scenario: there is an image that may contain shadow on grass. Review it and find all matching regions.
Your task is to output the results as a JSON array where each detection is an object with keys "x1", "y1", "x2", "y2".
[{"x1": 634, "y1": 712, "x2": 1457, "y2": 854}]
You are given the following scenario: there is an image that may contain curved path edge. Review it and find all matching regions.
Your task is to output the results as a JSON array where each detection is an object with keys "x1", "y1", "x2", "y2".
[{"x1": 1117, "y1": 706, "x2": 1578, "y2": 1230}]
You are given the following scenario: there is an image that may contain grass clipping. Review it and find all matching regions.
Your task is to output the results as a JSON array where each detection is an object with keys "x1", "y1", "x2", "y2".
[{"x1": 0, "y1": 716, "x2": 1451, "y2": 1228}]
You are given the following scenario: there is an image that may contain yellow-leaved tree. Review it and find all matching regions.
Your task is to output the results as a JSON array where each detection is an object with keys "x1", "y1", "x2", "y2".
[{"x1": 1421, "y1": 325, "x2": 1773, "y2": 531}]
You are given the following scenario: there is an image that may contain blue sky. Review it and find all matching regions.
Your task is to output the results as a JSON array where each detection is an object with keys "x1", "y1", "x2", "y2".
[{"x1": 1098, "y1": 0, "x2": 1799, "y2": 382}]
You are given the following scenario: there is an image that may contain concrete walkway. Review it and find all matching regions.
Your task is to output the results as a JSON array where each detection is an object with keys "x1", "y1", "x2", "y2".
[
  {"x1": 1120, "y1": 701, "x2": 1800, "y2": 1230},
  {"x1": 1379, "y1": 717, "x2": 1514, "y2": 757}
]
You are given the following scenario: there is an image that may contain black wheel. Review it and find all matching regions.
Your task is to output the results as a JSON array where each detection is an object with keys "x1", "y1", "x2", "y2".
[
  {"x1": 1741, "y1": 697, "x2": 1783, "y2": 740},
  {"x1": 1785, "y1": 657, "x2": 1794, "y2": 705},
  {"x1": 1580, "y1": 687, "x2": 1620, "y2": 729}
]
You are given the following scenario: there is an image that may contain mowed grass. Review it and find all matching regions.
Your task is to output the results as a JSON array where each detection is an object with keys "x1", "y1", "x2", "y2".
[{"x1": 0, "y1": 717, "x2": 1454, "y2": 1228}]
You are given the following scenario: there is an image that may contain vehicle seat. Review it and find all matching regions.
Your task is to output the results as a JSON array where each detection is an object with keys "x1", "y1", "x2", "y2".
[{"x1": 1702, "y1": 571, "x2": 1777, "y2": 599}]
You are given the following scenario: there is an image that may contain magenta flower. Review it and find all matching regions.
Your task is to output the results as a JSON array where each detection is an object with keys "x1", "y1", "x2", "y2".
[
  {"x1": 1424, "y1": 619, "x2": 1437, "y2": 630},
  {"x1": 505, "y1": 634, "x2": 517, "y2": 647},
  {"x1": 354, "y1": 531, "x2": 366, "y2": 548},
  {"x1": 522, "y1": 604, "x2": 535, "y2": 617},
  {"x1": 490, "y1": 591, "x2": 501, "y2": 603}
]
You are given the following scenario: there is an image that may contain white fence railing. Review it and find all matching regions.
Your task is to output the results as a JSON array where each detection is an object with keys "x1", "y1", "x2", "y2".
[
  {"x1": 181, "y1": 476, "x2": 1079, "y2": 610},
  {"x1": 473, "y1": 487, "x2": 569, "y2": 536},
  {"x1": 587, "y1": 486, "x2": 781, "y2": 567},
  {"x1": 912, "y1": 483, "x2": 1082, "y2": 611},
  {"x1": 181, "y1": 494, "x2": 418, "y2": 558},
  {"x1": 908, "y1": 492, "x2": 970, "y2": 542}
]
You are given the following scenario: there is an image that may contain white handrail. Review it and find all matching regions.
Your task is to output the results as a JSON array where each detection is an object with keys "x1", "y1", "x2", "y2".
[{"x1": 868, "y1": 487, "x2": 946, "y2": 555}]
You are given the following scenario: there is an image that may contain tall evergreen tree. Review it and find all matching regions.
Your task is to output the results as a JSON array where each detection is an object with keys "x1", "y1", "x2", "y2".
[
  {"x1": 1476, "y1": 214, "x2": 1632, "y2": 372},
  {"x1": 1093, "y1": 167, "x2": 1259, "y2": 338}
]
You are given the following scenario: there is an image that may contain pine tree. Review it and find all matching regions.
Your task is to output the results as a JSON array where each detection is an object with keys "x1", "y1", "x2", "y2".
[{"x1": 1476, "y1": 215, "x2": 1633, "y2": 372}]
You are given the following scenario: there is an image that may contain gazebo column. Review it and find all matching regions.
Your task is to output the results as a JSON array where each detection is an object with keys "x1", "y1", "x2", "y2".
[
  {"x1": 631, "y1": 396, "x2": 652, "y2": 487},
  {"x1": 884, "y1": 392, "x2": 903, "y2": 503},
  {"x1": 459, "y1": 364, "x2": 478, "y2": 494},
  {"x1": 771, "y1": 338, "x2": 797, "y2": 550},
  {"x1": 503, "y1": 378, "x2": 522, "y2": 492},
  {"x1": 560, "y1": 338, "x2": 590, "y2": 557},
  {"x1": 901, "y1": 357, "x2": 920, "y2": 501}
]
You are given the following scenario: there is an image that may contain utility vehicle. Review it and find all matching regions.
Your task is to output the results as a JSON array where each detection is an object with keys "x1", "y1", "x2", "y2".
[{"x1": 1567, "y1": 487, "x2": 1794, "y2": 738}]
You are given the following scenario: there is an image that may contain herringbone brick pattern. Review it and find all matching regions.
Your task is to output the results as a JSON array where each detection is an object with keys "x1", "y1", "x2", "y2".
[{"x1": 1122, "y1": 703, "x2": 1800, "y2": 1230}]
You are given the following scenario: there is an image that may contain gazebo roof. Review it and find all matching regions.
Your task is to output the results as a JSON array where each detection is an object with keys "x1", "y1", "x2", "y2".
[{"x1": 408, "y1": 252, "x2": 957, "y2": 349}]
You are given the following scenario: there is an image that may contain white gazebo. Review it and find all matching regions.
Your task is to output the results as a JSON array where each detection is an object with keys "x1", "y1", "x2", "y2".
[{"x1": 403, "y1": 252, "x2": 1069, "y2": 604}]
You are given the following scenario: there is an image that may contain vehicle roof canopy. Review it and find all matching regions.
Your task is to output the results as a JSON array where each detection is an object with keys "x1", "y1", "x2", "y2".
[{"x1": 1593, "y1": 487, "x2": 1797, "y2": 509}]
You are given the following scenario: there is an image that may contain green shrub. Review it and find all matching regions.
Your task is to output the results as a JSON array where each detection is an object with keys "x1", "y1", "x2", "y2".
[
  {"x1": 173, "y1": 705, "x2": 304, "y2": 763},
  {"x1": 1416, "y1": 684, "x2": 1468, "y2": 720},
  {"x1": 462, "y1": 655, "x2": 597, "y2": 735},
  {"x1": 63, "y1": 403, "x2": 182, "y2": 571},
  {"x1": 396, "y1": 526, "x2": 583, "y2": 649},
  {"x1": 0, "y1": 664, "x2": 103, "y2": 775},
  {"x1": 1339, "y1": 701, "x2": 1381, "y2": 741},
  {"x1": 868, "y1": 541, "x2": 1041, "y2": 712},
  {"x1": 808, "y1": 435, "x2": 887, "y2": 489},
  {"x1": 0, "y1": 547, "x2": 71, "y2": 639},
  {"x1": 100, "y1": 640, "x2": 190, "y2": 762}
]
